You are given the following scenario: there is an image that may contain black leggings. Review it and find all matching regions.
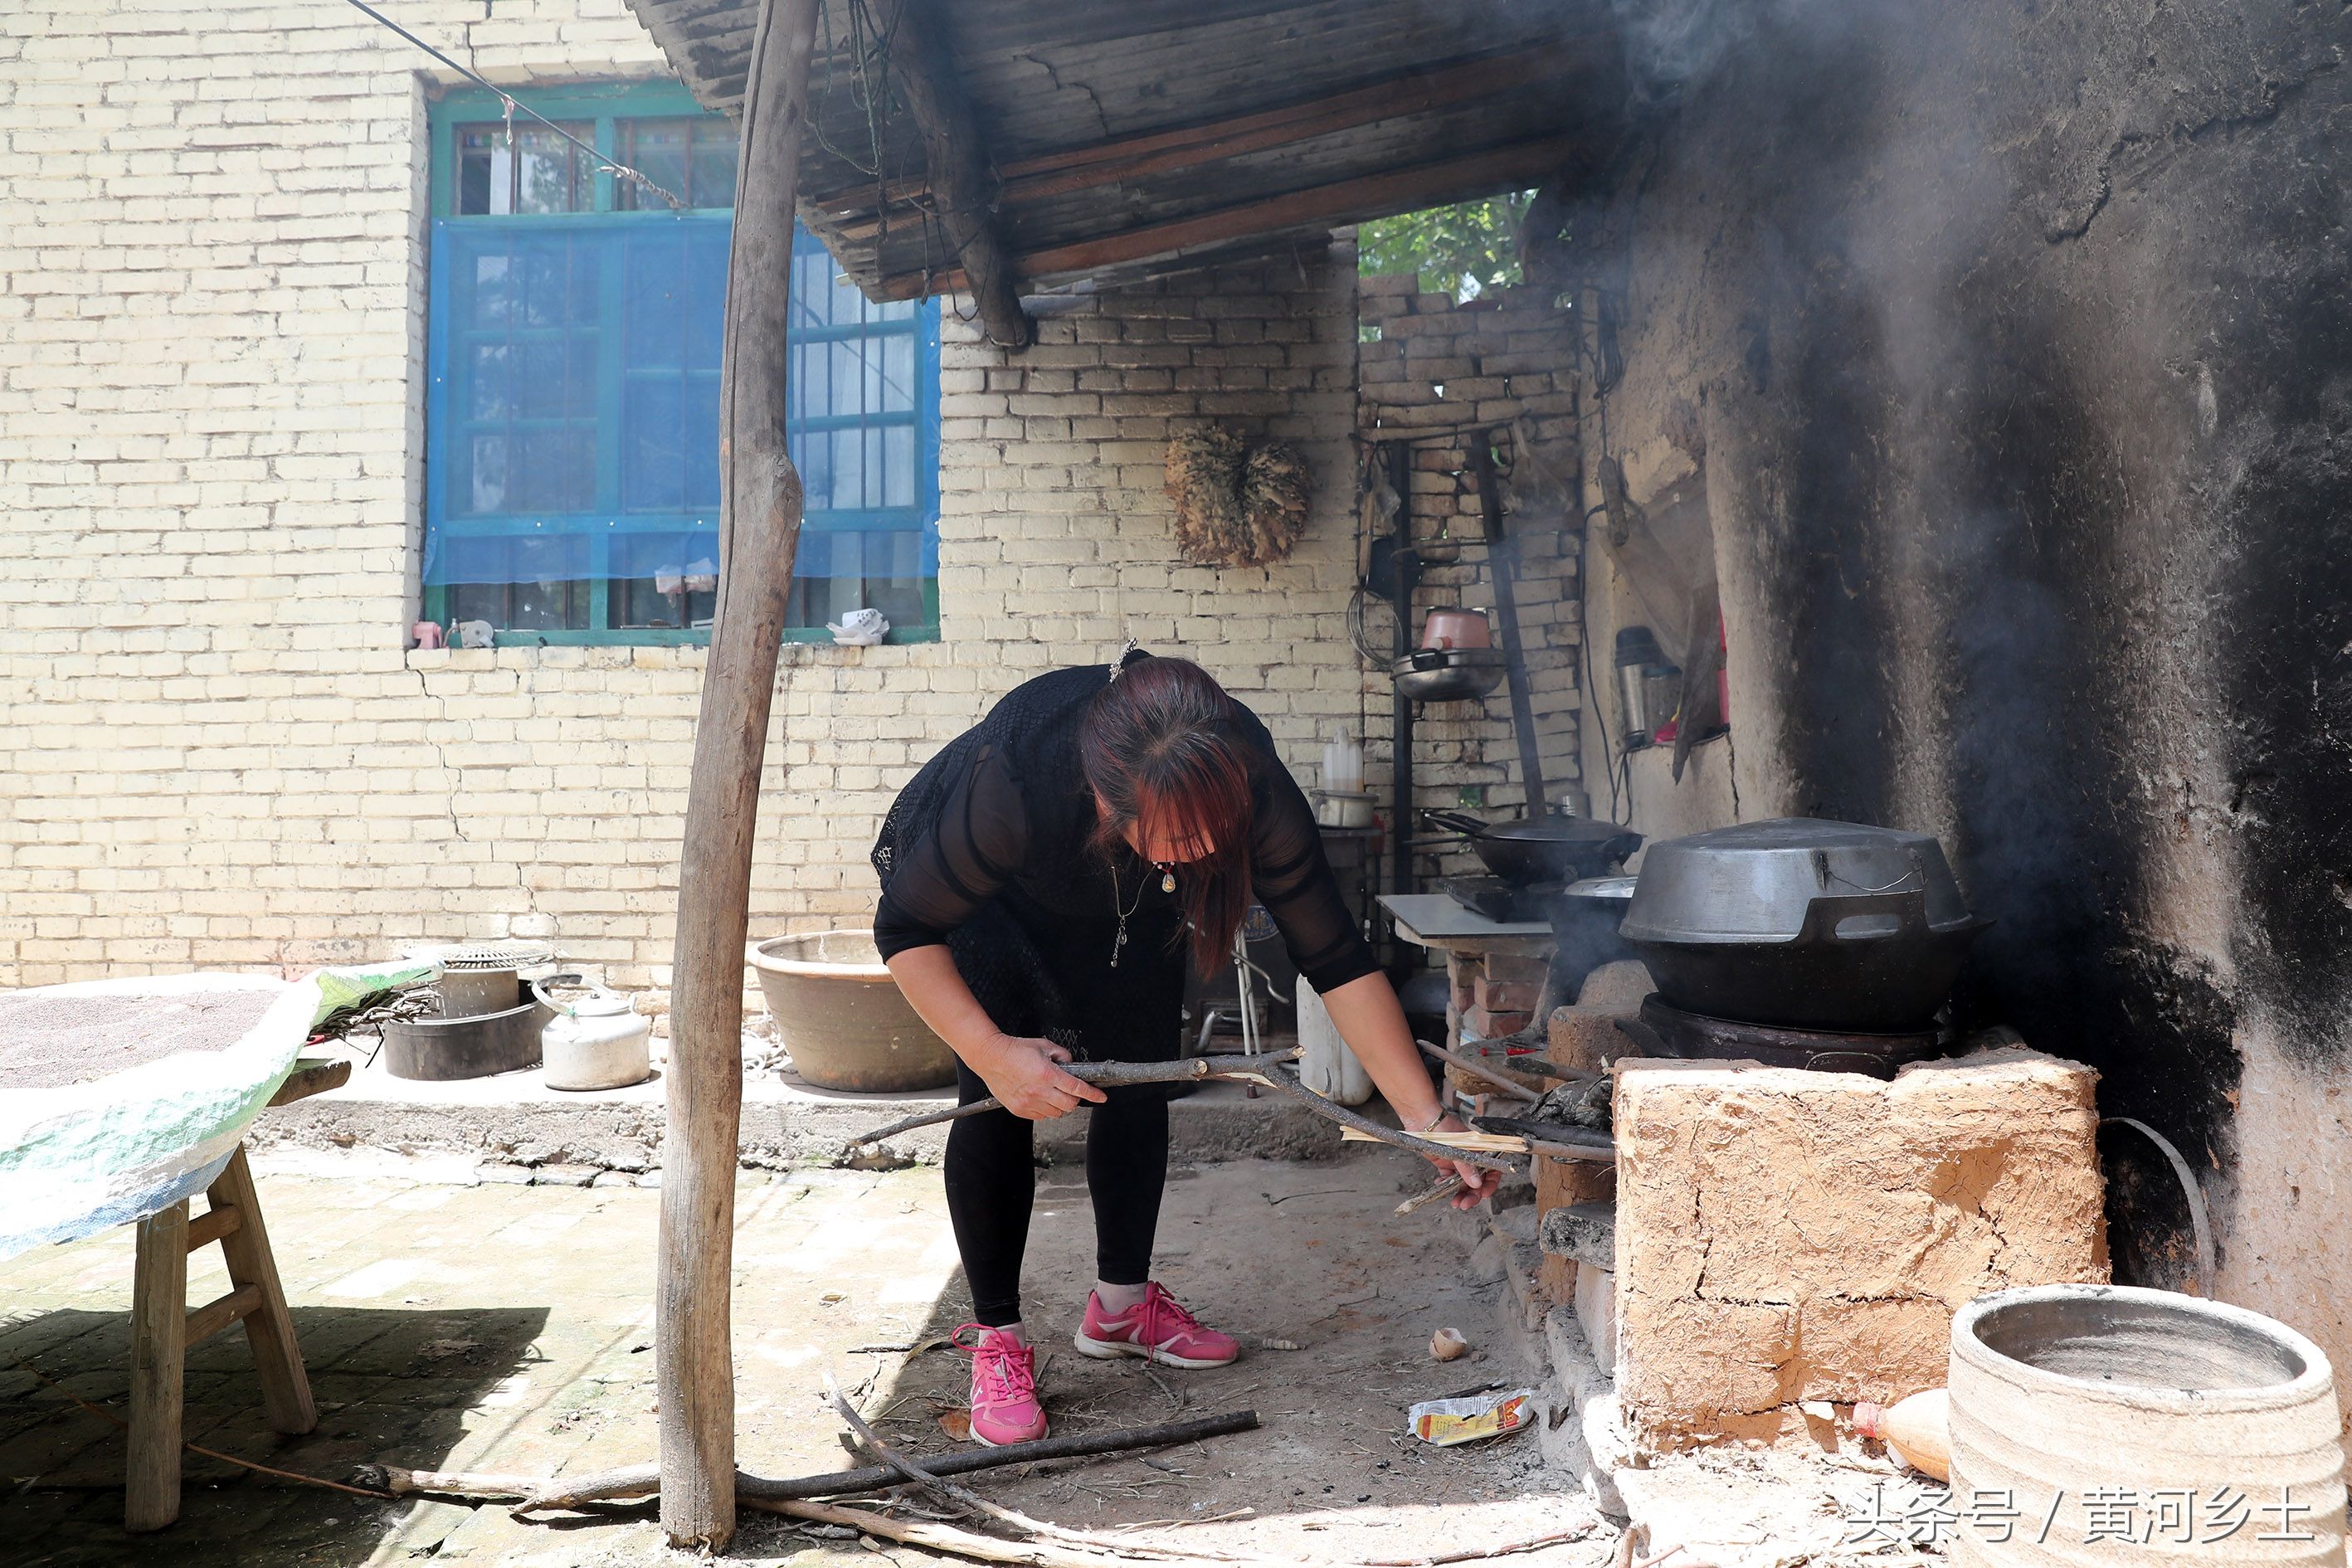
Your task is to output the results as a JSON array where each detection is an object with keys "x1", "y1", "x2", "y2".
[{"x1": 944, "y1": 1058, "x2": 1170, "y2": 1327}]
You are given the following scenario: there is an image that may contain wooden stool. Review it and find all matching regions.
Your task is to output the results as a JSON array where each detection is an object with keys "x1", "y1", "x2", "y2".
[{"x1": 124, "y1": 1059, "x2": 347, "y2": 1531}]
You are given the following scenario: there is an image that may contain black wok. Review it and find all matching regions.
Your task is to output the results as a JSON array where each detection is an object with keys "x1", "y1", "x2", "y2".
[{"x1": 1424, "y1": 807, "x2": 1643, "y2": 886}]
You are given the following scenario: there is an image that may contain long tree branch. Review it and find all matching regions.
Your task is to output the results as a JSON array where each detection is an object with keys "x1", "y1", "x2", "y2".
[
  {"x1": 825, "y1": 1376, "x2": 1256, "y2": 1563},
  {"x1": 847, "y1": 1052, "x2": 1298, "y2": 1146}
]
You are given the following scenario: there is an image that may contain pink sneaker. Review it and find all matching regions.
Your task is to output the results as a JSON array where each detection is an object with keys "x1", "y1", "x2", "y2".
[
  {"x1": 952, "y1": 1322, "x2": 1048, "y2": 1446},
  {"x1": 1074, "y1": 1283, "x2": 1239, "y2": 1369}
]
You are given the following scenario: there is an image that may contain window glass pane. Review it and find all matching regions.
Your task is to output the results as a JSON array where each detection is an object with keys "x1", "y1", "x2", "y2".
[
  {"x1": 828, "y1": 427, "x2": 868, "y2": 510},
  {"x1": 612, "y1": 533, "x2": 717, "y2": 627},
  {"x1": 623, "y1": 377, "x2": 684, "y2": 511},
  {"x1": 621, "y1": 120, "x2": 689, "y2": 212},
  {"x1": 430, "y1": 125, "x2": 939, "y2": 640},
  {"x1": 509, "y1": 578, "x2": 588, "y2": 631},
  {"x1": 692, "y1": 120, "x2": 738, "y2": 207},
  {"x1": 467, "y1": 343, "x2": 511, "y2": 420},
  {"x1": 829, "y1": 340, "x2": 866, "y2": 419},
  {"x1": 470, "y1": 251, "x2": 513, "y2": 324},
  {"x1": 881, "y1": 334, "x2": 915, "y2": 411},
  {"x1": 884, "y1": 423, "x2": 913, "y2": 509},
  {"x1": 684, "y1": 371, "x2": 720, "y2": 510},
  {"x1": 626, "y1": 235, "x2": 686, "y2": 368},
  {"x1": 458, "y1": 129, "x2": 497, "y2": 216},
  {"x1": 451, "y1": 581, "x2": 505, "y2": 626},
  {"x1": 502, "y1": 336, "x2": 597, "y2": 421},
  {"x1": 513, "y1": 125, "x2": 587, "y2": 213},
  {"x1": 464, "y1": 432, "x2": 507, "y2": 515},
  {"x1": 457, "y1": 124, "x2": 590, "y2": 215},
  {"x1": 510, "y1": 427, "x2": 596, "y2": 512},
  {"x1": 684, "y1": 235, "x2": 727, "y2": 367},
  {"x1": 831, "y1": 269, "x2": 865, "y2": 326}
]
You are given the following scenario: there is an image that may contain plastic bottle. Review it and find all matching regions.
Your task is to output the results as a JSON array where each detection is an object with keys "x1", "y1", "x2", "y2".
[{"x1": 1853, "y1": 1389, "x2": 1950, "y2": 1481}]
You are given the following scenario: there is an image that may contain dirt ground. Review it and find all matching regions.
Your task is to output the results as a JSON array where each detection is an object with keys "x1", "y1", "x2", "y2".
[{"x1": 0, "y1": 1142, "x2": 1614, "y2": 1567}]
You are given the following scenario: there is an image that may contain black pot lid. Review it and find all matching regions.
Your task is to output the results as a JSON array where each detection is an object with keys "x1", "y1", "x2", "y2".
[{"x1": 1482, "y1": 812, "x2": 1643, "y2": 845}]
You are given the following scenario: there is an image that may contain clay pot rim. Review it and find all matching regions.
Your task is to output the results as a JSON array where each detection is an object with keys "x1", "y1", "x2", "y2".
[
  {"x1": 747, "y1": 929, "x2": 896, "y2": 982},
  {"x1": 1954, "y1": 1283, "x2": 2335, "y2": 1411}
]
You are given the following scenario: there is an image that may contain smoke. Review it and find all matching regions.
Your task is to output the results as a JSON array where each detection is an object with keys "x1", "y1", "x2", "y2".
[
  {"x1": 1605, "y1": 0, "x2": 1899, "y2": 107},
  {"x1": 1606, "y1": 0, "x2": 1768, "y2": 105}
]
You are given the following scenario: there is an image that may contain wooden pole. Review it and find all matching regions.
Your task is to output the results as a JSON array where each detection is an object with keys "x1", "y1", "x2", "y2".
[
  {"x1": 656, "y1": 0, "x2": 821, "y2": 1547},
  {"x1": 880, "y1": 0, "x2": 1035, "y2": 350}
]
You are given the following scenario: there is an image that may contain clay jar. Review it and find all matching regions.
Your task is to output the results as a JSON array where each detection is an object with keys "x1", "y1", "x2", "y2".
[{"x1": 1946, "y1": 1284, "x2": 2345, "y2": 1567}]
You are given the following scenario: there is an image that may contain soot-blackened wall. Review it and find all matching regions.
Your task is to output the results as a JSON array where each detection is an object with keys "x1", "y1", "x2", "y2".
[{"x1": 1567, "y1": 0, "x2": 2352, "y2": 1369}]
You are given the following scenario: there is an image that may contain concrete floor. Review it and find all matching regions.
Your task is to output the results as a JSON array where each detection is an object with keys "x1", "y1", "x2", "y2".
[{"x1": 0, "y1": 1143, "x2": 1614, "y2": 1567}]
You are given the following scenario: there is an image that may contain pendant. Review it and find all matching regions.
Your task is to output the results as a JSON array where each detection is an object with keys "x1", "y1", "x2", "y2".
[
  {"x1": 1111, "y1": 923, "x2": 1127, "y2": 968},
  {"x1": 1160, "y1": 868, "x2": 1176, "y2": 894}
]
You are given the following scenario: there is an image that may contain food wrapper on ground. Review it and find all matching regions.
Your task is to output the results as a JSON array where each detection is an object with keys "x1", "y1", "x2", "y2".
[{"x1": 1407, "y1": 1388, "x2": 1541, "y2": 1446}]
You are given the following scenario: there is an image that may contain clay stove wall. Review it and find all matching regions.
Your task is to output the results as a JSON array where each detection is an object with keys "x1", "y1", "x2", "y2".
[
  {"x1": 1556, "y1": 0, "x2": 2352, "y2": 1383},
  {"x1": 1612, "y1": 1049, "x2": 2109, "y2": 1447}
]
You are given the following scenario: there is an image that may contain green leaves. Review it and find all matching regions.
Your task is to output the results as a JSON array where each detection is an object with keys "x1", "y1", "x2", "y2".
[{"x1": 1359, "y1": 192, "x2": 1536, "y2": 300}]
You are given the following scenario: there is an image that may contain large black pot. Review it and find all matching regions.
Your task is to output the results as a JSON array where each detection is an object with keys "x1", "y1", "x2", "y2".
[
  {"x1": 1424, "y1": 807, "x2": 1643, "y2": 886},
  {"x1": 1619, "y1": 818, "x2": 1990, "y2": 1030}
]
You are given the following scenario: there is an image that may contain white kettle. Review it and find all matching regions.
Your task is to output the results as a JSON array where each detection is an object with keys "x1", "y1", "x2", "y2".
[{"x1": 533, "y1": 977, "x2": 654, "y2": 1091}]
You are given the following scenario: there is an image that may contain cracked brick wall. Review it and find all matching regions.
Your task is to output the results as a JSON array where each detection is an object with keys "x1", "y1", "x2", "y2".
[{"x1": 1611, "y1": 1049, "x2": 2108, "y2": 1449}]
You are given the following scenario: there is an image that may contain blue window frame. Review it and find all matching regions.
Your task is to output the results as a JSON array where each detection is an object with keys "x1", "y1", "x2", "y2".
[{"x1": 422, "y1": 82, "x2": 942, "y2": 645}]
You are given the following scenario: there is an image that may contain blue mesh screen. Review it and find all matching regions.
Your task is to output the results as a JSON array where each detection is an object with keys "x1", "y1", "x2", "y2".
[{"x1": 424, "y1": 215, "x2": 938, "y2": 626}]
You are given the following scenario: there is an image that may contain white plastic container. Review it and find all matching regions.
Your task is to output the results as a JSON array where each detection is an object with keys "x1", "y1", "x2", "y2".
[
  {"x1": 1321, "y1": 730, "x2": 1365, "y2": 796},
  {"x1": 1310, "y1": 788, "x2": 1375, "y2": 828},
  {"x1": 535, "y1": 981, "x2": 654, "y2": 1091},
  {"x1": 1296, "y1": 977, "x2": 1373, "y2": 1106}
]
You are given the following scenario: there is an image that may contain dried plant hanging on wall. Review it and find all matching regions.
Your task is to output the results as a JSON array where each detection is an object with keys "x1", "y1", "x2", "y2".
[{"x1": 1164, "y1": 424, "x2": 1312, "y2": 568}]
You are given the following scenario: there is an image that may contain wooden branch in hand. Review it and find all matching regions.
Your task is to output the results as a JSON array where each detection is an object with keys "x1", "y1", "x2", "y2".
[
  {"x1": 848, "y1": 1050, "x2": 1299, "y2": 1146},
  {"x1": 1395, "y1": 1176, "x2": 1467, "y2": 1216},
  {"x1": 1414, "y1": 1037, "x2": 1542, "y2": 1100},
  {"x1": 1248, "y1": 1065, "x2": 1522, "y2": 1175}
]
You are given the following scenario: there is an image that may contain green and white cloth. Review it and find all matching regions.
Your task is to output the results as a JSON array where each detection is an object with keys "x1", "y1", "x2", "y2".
[{"x1": 0, "y1": 963, "x2": 429, "y2": 1261}]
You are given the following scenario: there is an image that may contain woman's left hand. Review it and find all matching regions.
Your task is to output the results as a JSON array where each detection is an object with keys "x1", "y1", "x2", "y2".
[{"x1": 1425, "y1": 1113, "x2": 1503, "y2": 1210}]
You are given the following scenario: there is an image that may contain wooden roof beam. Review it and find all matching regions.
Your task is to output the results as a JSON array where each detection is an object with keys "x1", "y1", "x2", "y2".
[
  {"x1": 872, "y1": 134, "x2": 1577, "y2": 301},
  {"x1": 881, "y1": 0, "x2": 1035, "y2": 351},
  {"x1": 806, "y1": 43, "x2": 1594, "y2": 224}
]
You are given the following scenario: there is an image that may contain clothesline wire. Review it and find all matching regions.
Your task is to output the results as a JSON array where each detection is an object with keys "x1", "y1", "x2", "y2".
[{"x1": 336, "y1": 0, "x2": 687, "y2": 213}]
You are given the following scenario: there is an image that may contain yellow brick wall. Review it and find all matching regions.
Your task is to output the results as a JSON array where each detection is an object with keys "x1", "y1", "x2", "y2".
[{"x1": 1, "y1": 0, "x2": 1578, "y2": 991}]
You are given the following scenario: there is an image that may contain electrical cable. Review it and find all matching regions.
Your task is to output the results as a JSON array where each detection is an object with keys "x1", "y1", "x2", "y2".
[{"x1": 335, "y1": 0, "x2": 684, "y2": 212}]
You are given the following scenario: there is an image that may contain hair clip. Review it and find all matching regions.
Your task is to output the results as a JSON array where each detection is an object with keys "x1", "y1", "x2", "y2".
[{"x1": 1107, "y1": 636, "x2": 1140, "y2": 683}]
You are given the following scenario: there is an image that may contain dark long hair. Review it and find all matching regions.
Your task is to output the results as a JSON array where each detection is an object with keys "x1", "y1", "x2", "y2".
[{"x1": 1079, "y1": 656, "x2": 1256, "y2": 974}]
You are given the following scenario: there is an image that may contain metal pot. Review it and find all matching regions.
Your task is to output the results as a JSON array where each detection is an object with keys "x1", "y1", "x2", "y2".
[
  {"x1": 1424, "y1": 806, "x2": 1643, "y2": 886},
  {"x1": 1619, "y1": 817, "x2": 1990, "y2": 1030},
  {"x1": 1391, "y1": 647, "x2": 1506, "y2": 702}
]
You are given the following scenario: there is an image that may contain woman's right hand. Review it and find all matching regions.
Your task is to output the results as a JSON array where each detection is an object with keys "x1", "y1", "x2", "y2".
[{"x1": 972, "y1": 1035, "x2": 1110, "y2": 1121}]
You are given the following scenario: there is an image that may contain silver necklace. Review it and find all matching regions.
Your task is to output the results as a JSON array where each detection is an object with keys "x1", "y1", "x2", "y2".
[{"x1": 1109, "y1": 859, "x2": 1175, "y2": 967}]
